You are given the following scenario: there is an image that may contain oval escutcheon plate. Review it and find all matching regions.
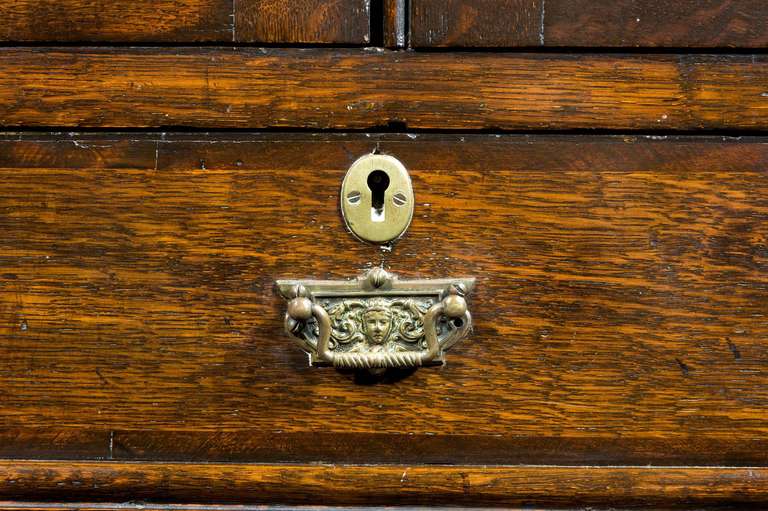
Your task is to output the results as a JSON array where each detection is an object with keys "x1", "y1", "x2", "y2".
[
  {"x1": 341, "y1": 154, "x2": 414, "y2": 244},
  {"x1": 276, "y1": 268, "x2": 474, "y2": 372}
]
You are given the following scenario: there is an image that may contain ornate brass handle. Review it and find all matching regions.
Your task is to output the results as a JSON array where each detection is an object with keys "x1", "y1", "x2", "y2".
[{"x1": 277, "y1": 269, "x2": 474, "y2": 371}]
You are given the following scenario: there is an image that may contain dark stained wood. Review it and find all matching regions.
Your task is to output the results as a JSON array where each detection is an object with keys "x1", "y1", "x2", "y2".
[
  {"x1": 0, "y1": 0, "x2": 370, "y2": 44},
  {"x1": 0, "y1": 506, "x2": 606, "y2": 511},
  {"x1": 0, "y1": 429, "x2": 109, "y2": 460},
  {"x1": 544, "y1": 0, "x2": 768, "y2": 48},
  {"x1": 1, "y1": 133, "x2": 768, "y2": 472},
  {"x1": 234, "y1": 0, "x2": 370, "y2": 44},
  {"x1": 0, "y1": 506, "x2": 603, "y2": 511},
  {"x1": 1, "y1": 461, "x2": 767, "y2": 507},
  {"x1": 4, "y1": 427, "x2": 768, "y2": 466},
  {"x1": 107, "y1": 430, "x2": 768, "y2": 466},
  {"x1": 410, "y1": 0, "x2": 768, "y2": 48},
  {"x1": 411, "y1": 0, "x2": 543, "y2": 47},
  {"x1": 1, "y1": 49, "x2": 767, "y2": 130},
  {"x1": 0, "y1": 0, "x2": 233, "y2": 42}
]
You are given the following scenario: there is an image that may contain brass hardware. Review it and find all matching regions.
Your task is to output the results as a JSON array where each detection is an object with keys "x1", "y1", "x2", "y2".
[
  {"x1": 341, "y1": 154, "x2": 414, "y2": 244},
  {"x1": 277, "y1": 269, "x2": 474, "y2": 371}
]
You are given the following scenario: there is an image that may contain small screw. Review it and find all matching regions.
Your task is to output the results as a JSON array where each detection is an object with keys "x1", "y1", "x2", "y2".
[
  {"x1": 392, "y1": 192, "x2": 407, "y2": 206},
  {"x1": 347, "y1": 191, "x2": 361, "y2": 204}
]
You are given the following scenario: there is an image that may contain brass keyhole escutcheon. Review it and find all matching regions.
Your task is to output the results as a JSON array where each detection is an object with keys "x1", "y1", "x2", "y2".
[{"x1": 341, "y1": 154, "x2": 414, "y2": 244}]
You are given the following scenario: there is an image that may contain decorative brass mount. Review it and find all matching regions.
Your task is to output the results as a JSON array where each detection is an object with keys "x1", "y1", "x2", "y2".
[{"x1": 277, "y1": 269, "x2": 474, "y2": 370}]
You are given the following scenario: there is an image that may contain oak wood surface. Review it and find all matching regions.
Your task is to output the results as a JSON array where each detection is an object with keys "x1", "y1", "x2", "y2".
[
  {"x1": 1, "y1": 49, "x2": 767, "y2": 130},
  {"x1": 0, "y1": 506, "x2": 609, "y2": 511},
  {"x1": 0, "y1": 0, "x2": 370, "y2": 43},
  {"x1": 1, "y1": 461, "x2": 768, "y2": 507},
  {"x1": 411, "y1": 0, "x2": 544, "y2": 47},
  {"x1": 410, "y1": 0, "x2": 768, "y2": 48},
  {"x1": 1, "y1": 133, "x2": 768, "y2": 470},
  {"x1": 235, "y1": 0, "x2": 370, "y2": 44}
]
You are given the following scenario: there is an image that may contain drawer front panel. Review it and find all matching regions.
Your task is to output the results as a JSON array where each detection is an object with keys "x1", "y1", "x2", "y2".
[
  {"x1": 410, "y1": 0, "x2": 768, "y2": 48},
  {"x1": 1, "y1": 133, "x2": 767, "y2": 467},
  {"x1": 0, "y1": 0, "x2": 371, "y2": 44}
]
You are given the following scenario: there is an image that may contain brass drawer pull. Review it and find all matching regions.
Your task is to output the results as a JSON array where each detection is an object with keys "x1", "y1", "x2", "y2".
[{"x1": 277, "y1": 269, "x2": 474, "y2": 372}]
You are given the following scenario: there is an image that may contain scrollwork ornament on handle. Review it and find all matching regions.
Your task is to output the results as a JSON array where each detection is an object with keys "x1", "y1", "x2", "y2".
[{"x1": 277, "y1": 269, "x2": 474, "y2": 373}]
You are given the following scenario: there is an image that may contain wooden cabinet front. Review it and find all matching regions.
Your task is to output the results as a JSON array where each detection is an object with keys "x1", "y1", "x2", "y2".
[
  {"x1": 0, "y1": 1, "x2": 767, "y2": 509},
  {"x1": 2, "y1": 133, "x2": 768, "y2": 507}
]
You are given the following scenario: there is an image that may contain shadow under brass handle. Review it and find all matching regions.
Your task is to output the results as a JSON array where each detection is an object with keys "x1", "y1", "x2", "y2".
[{"x1": 278, "y1": 269, "x2": 474, "y2": 373}]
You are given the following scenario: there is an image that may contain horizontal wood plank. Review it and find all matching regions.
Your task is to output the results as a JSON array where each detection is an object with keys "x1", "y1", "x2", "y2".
[
  {"x1": 0, "y1": 0, "x2": 369, "y2": 43},
  {"x1": 410, "y1": 0, "x2": 768, "y2": 48},
  {"x1": 1, "y1": 461, "x2": 767, "y2": 507},
  {"x1": 6, "y1": 427, "x2": 768, "y2": 466},
  {"x1": 1, "y1": 133, "x2": 768, "y2": 468},
  {"x1": 0, "y1": 506, "x2": 597, "y2": 511},
  {"x1": 0, "y1": 49, "x2": 767, "y2": 130}
]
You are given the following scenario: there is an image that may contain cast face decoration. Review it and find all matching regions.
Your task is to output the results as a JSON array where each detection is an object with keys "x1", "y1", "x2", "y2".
[{"x1": 363, "y1": 306, "x2": 393, "y2": 344}]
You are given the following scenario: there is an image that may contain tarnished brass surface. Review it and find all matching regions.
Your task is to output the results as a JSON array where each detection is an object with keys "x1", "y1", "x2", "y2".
[
  {"x1": 340, "y1": 153, "x2": 414, "y2": 244},
  {"x1": 277, "y1": 269, "x2": 474, "y2": 371}
]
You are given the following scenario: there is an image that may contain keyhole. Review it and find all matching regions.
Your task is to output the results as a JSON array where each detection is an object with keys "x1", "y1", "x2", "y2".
[{"x1": 367, "y1": 170, "x2": 390, "y2": 222}]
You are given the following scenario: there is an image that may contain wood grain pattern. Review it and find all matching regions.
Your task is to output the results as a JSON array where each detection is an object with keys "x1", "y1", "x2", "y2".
[
  {"x1": 0, "y1": 506, "x2": 592, "y2": 511},
  {"x1": 0, "y1": 0, "x2": 370, "y2": 43},
  {"x1": 1, "y1": 49, "x2": 767, "y2": 130},
  {"x1": 7, "y1": 427, "x2": 768, "y2": 466},
  {"x1": 410, "y1": 0, "x2": 768, "y2": 48},
  {"x1": 0, "y1": 0, "x2": 233, "y2": 42},
  {"x1": 544, "y1": 0, "x2": 768, "y2": 48},
  {"x1": 2, "y1": 461, "x2": 768, "y2": 507},
  {"x1": 0, "y1": 506, "x2": 619, "y2": 511},
  {"x1": 1, "y1": 133, "x2": 768, "y2": 471},
  {"x1": 411, "y1": 0, "x2": 543, "y2": 47},
  {"x1": 235, "y1": 0, "x2": 370, "y2": 44}
]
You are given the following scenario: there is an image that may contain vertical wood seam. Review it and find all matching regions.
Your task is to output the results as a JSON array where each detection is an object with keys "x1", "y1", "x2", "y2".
[
  {"x1": 382, "y1": 0, "x2": 407, "y2": 48},
  {"x1": 231, "y1": 0, "x2": 236, "y2": 42},
  {"x1": 405, "y1": 0, "x2": 410, "y2": 47}
]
